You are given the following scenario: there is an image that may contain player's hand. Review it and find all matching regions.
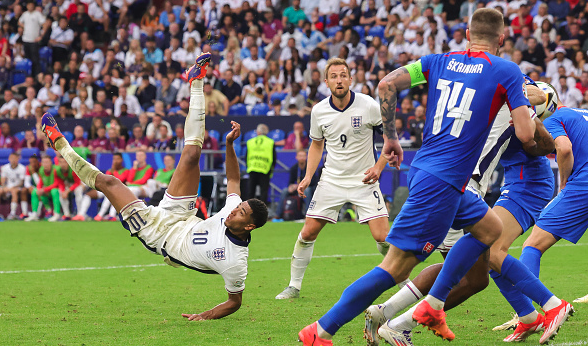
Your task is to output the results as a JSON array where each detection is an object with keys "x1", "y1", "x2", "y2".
[
  {"x1": 225, "y1": 121, "x2": 241, "y2": 144},
  {"x1": 297, "y1": 177, "x2": 310, "y2": 198},
  {"x1": 363, "y1": 166, "x2": 382, "y2": 184},
  {"x1": 382, "y1": 137, "x2": 404, "y2": 169},
  {"x1": 182, "y1": 313, "x2": 205, "y2": 321}
]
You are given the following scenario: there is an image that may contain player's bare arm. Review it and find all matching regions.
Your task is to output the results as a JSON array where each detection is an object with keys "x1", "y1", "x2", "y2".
[
  {"x1": 554, "y1": 135, "x2": 573, "y2": 190},
  {"x1": 182, "y1": 292, "x2": 243, "y2": 321},
  {"x1": 363, "y1": 153, "x2": 388, "y2": 184},
  {"x1": 298, "y1": 139, "x2": 324, "y2": 198},
  {"x1": 511, "y1": 106, "x2": 537, "y2": 145},
  {"x1": 225, "y1": 121, "x2": 242, "y2": 196},
  {"x1": 523, "y1": 118, "x2": 555, "y2": 156},
  {"x1": 527, "y1": 85, "x2": 547, "y2": 106}
]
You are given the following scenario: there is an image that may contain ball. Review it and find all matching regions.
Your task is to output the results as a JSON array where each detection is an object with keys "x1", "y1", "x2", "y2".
[{"x1": 533, "y1": 81, "x2": 558, "y2": 121}]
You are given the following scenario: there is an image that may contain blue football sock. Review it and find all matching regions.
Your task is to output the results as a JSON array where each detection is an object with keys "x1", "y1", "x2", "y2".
[
  {"x1": 429, "y1": 233, "x2": 489, "y2": 302},
  {"x1": 519, "y1": 246, "x2": 542, "y2": 278},
  {"x1": 500, "y1": 254, "x2": 553, "y2": 306},
  {"x1": 490, "y1": 269, "x2": 536, "y2": 316},
  {"x1": 318, "y1": 267, "x2": 396, "y2": 336}
]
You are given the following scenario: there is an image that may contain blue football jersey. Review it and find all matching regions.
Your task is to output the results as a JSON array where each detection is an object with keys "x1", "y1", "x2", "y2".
[
  {"x1": 411, "y1": 50, "x2": 530, "y2": 191},
  {"x1": 543, "y1": 107, "x2": 588, "y2": 190}
]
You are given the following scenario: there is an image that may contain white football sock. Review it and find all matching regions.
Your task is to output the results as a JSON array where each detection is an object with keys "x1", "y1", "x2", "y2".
[
  {"x1": 185, "y1": 79, "x2": 205, "y2": 147},
  {"x1": 519, "y1": 310, "x2": 539, "y2": 324},
  {"x1": 78, "y1": 195, "x2": 92, "y2": 217},
  {"x1": 316, "y1": 322, "x2": 333, "y2": 340},
  {"x1": 55, "y1": 138, "x2": 101, "y2": 190},
  {"x1": 60, "y1": 195, "x2": 71, "y2": 217},
  {"x1": 424, "y1": 295, "x2": 445, "y2": 310},
  {"x1": 377, "y1": 241, "x2": 390, "y2": 256},
  {"x1": 109, "y1": 205, "x2": 117, "y2": 217},
  {"x1": 397, "y1": 278, "x2": 411, "y2": 289},
  {"x1": 21, "y1": 201, "x2": 28, "y2": 215},
  {"x1": 289, "y1": 233, "x2": 316, "y2": 290},
  {"x1": 382, "y1": 280, "x2": 423, "y2": 320},
  {"x1": 98, "y1": 198, "x2": 112, "y2": 217},
  {"x1": 10, "y1": 202, "x2": 17, "y2": 215},
  {"x1": 542, "y1": 296, "x2": 562, "y2": 311},
  {"x1": 388, "y1": 304, "x2": 418, "y2": 331}
]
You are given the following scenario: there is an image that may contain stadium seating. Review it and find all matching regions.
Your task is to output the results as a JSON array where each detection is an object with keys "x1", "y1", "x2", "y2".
[
  {"x1": 327, "y1": 26, "x2": 342, "y2": 38},
  {"x1": 268, "y1": 129, "x2": 285, "y2": 143},
  {"x1": 20, "y1": 148, "x2": 40, "y2": 164},
  {"x1": 15, "y1": 131, "x2": 25, "y2": 141},
  {"x1": 243, "y1": 129, "x2": 257, "y2": 142},
  {"x1": 0, "y1": 148, "x2": 12, "y2": 164},
  {"x1": 270, "y1": 92, "x2": 287, "y2": 104},
  {"x1": 228, "y1": 103, "x2": 247, "y2": 116},
  {"x1": 353, "y1": 25, "x2": 365, "y2": 38},
  {"x1": 368, "y1": 26, "x2": 385, "y2": 39},
  {"x1": 45, "y1": 148, "x2": 57, "y2": 159},
  {"x1": 208, "y1": 129, "x2": 220, "y2": 143},
  {"x1": 39, "y1": 47, "x2": 53, "y2": 73},
  {"x1": 13, "y1": 59, "x2": 32, "y2": 86},
  {"x1": 211, "y1": 42, "x2": 225, "y2": 52},
  {"x1": 63, "y1": 131, "x2": 74, "y2": 143},
  {"x1": 251, "y1": 103, "x2": 270, "y2": 116}
]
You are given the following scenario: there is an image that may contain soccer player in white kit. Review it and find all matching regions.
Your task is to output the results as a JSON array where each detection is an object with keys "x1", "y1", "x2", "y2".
[
  {"x1": 0, "y1": 152, "x2": 26, "y2": 219},
  {"x1": 276, "y1": 58, "x2": 392, "y2": 300},
  {"x1": 41, "y1": 52, "x2": 269, "y2": 320}
]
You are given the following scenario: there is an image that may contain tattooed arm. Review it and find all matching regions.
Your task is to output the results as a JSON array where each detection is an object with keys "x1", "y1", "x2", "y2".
[
  {"x1": 378, "y1": 65, "x2": 417, "y2": 168},
  {"x1": 522, "y1": 118, "x2": 555, "y2": 157}
]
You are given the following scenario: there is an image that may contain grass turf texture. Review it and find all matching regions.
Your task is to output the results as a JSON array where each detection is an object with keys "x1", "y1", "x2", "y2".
[{"x1": 1, "y1": 221, "x2": 586, "y2": 346}]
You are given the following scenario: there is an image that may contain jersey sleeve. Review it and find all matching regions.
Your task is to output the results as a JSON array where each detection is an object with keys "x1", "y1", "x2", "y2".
[
  {"x1": 367, "y1": 98, "x2": 382, "y2": 127},
  {"x1": 215, "y1": 193, "x2": 243, "y2": 219},
  {"x1": 503, "y1": 63, "x2": 531, "y2": 111},
  {"x1": 220, "y1": 262, "x2": 247, "y2": 294},
  {"x1": 309, "y1": 108, "x2": 323, "y2": 141},
  {"x1": 543, "y1": 111, "x2": 568, "y2": 139}
]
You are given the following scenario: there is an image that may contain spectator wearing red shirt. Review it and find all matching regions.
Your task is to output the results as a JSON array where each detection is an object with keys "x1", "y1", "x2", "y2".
[
  {"x1": 88, "y1": 127, "x2": 112, "y2": 152},
  {"x1": 261, "y1": 9, "x2": 283, "y2": 44},
  {"x1": 107, "y1": 127, "x2": 126, "y2": 151},
  {"x1": 66, "y1": 0, "x2": 88, "y2": 19},
  {"x1": 280, "y1": 121, "x2": 309, "y2": 150},
  {"x1": 577, "y1": 71, "x2": 588, "y2": 95},
  {"x1": 71, "y1": 125, "x2": 89, "y2": 148},
  {"x1": 20, "y1": 129, "x2": 45, "y2": 151},
  {"x1": 511, "y1": 3, "x2": 533, "y2": 36},
  {"x1": 202, "y1": 130, "x2": 223, "y2": 169},
  {"x1": 0, "y1": 122, "x2": 19, "y2": 151},
  {"x1": 126, "y1": 124, "x2": 150, "y2": 152}
]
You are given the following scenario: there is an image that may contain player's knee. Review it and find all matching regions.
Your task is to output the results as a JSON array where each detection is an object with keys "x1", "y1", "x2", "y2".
[
  {"x1": 96, "y1": 174, "x2": 120, "y2": 191},
  {"x1": 182, "y1": 146, "x2": 202, "y2": 165},
  {"x1": 300, "y1": 225, "x2": 321, "y2": 241}
]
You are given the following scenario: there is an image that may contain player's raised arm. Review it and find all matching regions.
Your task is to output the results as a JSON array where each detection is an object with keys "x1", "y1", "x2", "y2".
[
  {"x1": 511, "y1": 106, "x2": 537, "y2": 146},
  {"x1": 182, "y1": 292, "x2": 242, "y2": 321},
  {"x1": 225, "y1": 121, "x2": 242, "y2": 196}
]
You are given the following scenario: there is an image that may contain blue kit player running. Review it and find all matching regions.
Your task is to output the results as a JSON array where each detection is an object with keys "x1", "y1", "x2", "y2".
[{"x1": 298, "y1": 8, "x2": 571, "y2": 346}]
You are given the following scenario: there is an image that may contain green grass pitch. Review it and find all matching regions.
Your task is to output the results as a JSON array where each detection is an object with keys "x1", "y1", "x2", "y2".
[{"x1": 1, "y1": 221, "x2": 587, "y2": 345}]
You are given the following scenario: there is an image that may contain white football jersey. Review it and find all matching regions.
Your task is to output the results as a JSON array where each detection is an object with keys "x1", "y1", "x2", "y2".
[
  {"x1": 310, "y1": 91, "x2": 382, "y2": 187},
  {"x1": 1, "y1": 163, "x2": 26, "y2": 188},
  {"x1": 163, "y1": 194, "x2": 248, "y2": 294}
]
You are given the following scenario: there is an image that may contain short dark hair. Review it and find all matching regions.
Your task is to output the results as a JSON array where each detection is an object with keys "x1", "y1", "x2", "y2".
[
  {"x1": 246, "y1": 198, "x2": 268, "y2": 229},
  {"x1": 113, "y1": 153, "x2": 123, "y2": 159},
  {"x1": 470, "y1": 8, "x2": 504, "y2": 42}
]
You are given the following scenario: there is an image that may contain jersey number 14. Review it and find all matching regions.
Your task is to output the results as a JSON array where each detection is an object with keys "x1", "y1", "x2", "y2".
[{"x1": 433, "y1": 79, "x2": 476, "y2": 138}]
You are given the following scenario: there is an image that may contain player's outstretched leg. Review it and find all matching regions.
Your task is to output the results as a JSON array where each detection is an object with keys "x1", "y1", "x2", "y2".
[
  {"x1": 41, "y1": 113, "x2": 138, "y2": 214},
  {"x1": 165, "y1": 52, "x2": 211, "y2": 198}
]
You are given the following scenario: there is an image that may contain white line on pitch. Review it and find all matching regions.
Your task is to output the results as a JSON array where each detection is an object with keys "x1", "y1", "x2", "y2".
[
  {"x1": 0, "y1": 243, "x2": 586, "y2": 275},
  {"x1": 552, "y1": 340, "x2": 588, "y2": 346}
]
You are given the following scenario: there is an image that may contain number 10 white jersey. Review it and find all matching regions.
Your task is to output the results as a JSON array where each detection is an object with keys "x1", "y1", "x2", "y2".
[{"x1": 309, "y1": 91, "x2": 383, "y2": 187}]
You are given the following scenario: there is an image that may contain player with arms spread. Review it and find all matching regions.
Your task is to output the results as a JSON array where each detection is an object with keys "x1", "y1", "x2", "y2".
[
  {"x1": 276, "y1": 57, "x2": 392, "y2": 300},
  {"x1": 298, "y1": 8, "x2": 571, "y2": 345},
  {"x1": 41, "y1": 52, "x2": 269, "y2": 321}
]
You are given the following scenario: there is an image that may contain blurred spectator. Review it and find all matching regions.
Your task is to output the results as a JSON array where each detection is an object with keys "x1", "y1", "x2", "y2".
[
  {"x1": 548, "y1": 0, "x2": 570, "y2": 21},
  {"x1": 279, "y1": 59, "x2": 303, "y2": 91},
  {"x1": 37, "y1": 73, "x2": 63, "y2": 107},
  {"x1": 126, "y1": 123, "x2": 150, "y2": 152},
  {"x1": 101, "y1": 49, "x2": 125, "y2": 77},
  {"x1": 202, "y1": 129, "x2": 222, "y2": 169},
  {"x1": 533, "y1": 4, "x2": 553, "y2": 30},
  {"x1": 107, "y1": 127, "x2": 126, "y2": 151},
  {"x1": 18, "y1": 87, "x2": 42, "y2": 119},
  {"x1": 546, "y1": 46, "x2": 573, "y2": 80},
  {"x1": 1, "y1": 90, "x2": 19, "y2": 118},
  {"x1": 576, "y1": 71, "x2": 588, "y2": 95},
  {"x1": 283, "y1": 82, "x2": 305, "y2": 111},
  {"x1": 522, "y1": 37, "x2": 546, "y2": 71},
  {"x1": 347, "y1": 30, "x2": 367, "y2": 62},
  {"x1": 170, "y1": 123, "x2": 184, "y2": 151},
  {"x1": 281, "y1": 121, "x2": 309, "y2": 150},
  {"x1": 261, "y1": 9, "x2": 283, "y2": 44},
  {"x1": 511, "y1": 3, "x2": 533, "y2": 36},
  {"x1": 156, "y1": 75, "x2": 178, "y2": 110},
  {"x1": 242, "y1": 45, "x2": 267, "y2": 77},
  {"x1": 88, "y1": 117, "x2": 104, "y2": 140},
  {"x1": 396, "y1": 118, "x2": 411, "y2": 141},
  {"x1": 146, "y1": 114, "x2": 172, "y2": 141},
  {"x1": 49, "y1": 16, "x2": 74, "y2": 63},
  {"x1": 143, "y1": 37, "x2": 163, "y2": 65},
  {"x1": 283, "y1": 0, "x2": 307, "y2": 27},
  {"x1": 204, "y1": 81, "x2": 229, "y2": 116},
  {"x1": 146, "y1": 100, "x2": 167, "y2": 118},
  {"x1": 448, "y1": 29, "x2": 467, "y2": 51},
  {"x1": 150, "y1": 124, "x2": 172, "y2": 151},
  {"x1": 114, "y1": 87, "x2": 141, "y2": 117},
  {"x1": 71, "y1": 125, "x2": 88, "y2": 147},
  {"x1": 141, "y1": 5, "x2": 159, "y2": 33},
  {"x1": 556, "y1": 75, "x2": 583, "y2": 108},
  {"x1": 242, "y1": 71, "x2": 265, "y2": 112},
  {"x1": 221, "y1": 69, "x2": 242, "y2": 107},
  {"x1": 71, "y1": 88, "x2": 94, "y2": 118},
  {"x1": 88, "y1": 0, "x2": 110, "y2": 34},
  {"x1": 20, "y1": 129, "x2": 44, "y2": 151},
  {"x1": 267, "y1": 98, "x2": 289, "y2": 116},
  {"x1": 20, "y1": 0, "x2": 45, "y2": 76},
  {"x1": 69, "y1": 4, "x2": 92, "y2": 50},
  {"x1": 159, "y1": 49, "x2": 182, "y2": 76},
  {"x1": 88, "y1": 126, "x2": 111, "y2": 152},
  {"x1": 183, "y1": 37, "x2": 202, "y2": 67},
  {"x1": 409, "y1": 105, "x2": 426, "y2": 148},
  {"x1": 0, "y1": 122, "x2": 18, "y2": 150}
]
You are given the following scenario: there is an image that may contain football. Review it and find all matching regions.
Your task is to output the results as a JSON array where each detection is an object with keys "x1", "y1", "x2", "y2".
[{"x1": 534, "y1": 81, "x2": 558, "y2": 121}]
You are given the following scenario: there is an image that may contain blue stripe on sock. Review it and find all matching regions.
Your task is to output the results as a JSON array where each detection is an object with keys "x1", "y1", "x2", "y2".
[
  {"x1": 501, "y1": 254, "x2": 553, "y2": 307},
  {"x1": 318, "y1": 267, "x2": 396, "y2": 336},
  {"x1": 490, "y1": 269, "x2": 536, "y2": 316},
  {"x1": 429, "y1": 233, "x2": 489, "y2": 302},
  {"x1": 519, "y1": 246, "x2": 542, "y2": 278}
]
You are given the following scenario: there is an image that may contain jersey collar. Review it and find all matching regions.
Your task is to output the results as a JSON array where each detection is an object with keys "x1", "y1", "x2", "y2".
[
  {"x1": 225, "y1": 228, "x2": 251, "y2": 247},
  {"x1": 329, "y1": 91, "x2": 355, "y2": 112}
]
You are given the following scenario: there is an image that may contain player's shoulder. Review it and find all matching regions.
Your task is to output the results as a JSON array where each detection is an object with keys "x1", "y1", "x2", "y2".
[{"x1": 353, "y1": 92, "x2": 378, "y2": 107}]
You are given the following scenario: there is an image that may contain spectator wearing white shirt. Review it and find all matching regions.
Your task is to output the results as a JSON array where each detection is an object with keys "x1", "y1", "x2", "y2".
[
  {"x1": 0, "y1": 90, "x2": 19, "y2": 118},
  {"x1": 346, "y1": 30, "x2": 367, "y2": 62},
  {"x1": 114, "y1": 87, "x2": 141, "y2": 117},
  {"x1": 546, "y1": 46, "x2": 574, "y2": 80},
  {"x1": 279, "y1": 37, "x2": 297, "y2": 64},
  {"x1": 49, "y1": 16, "x2": 74, "y2": 63},
  {"x1": 424, "y1": 18, "x2": 448, "y2": 47},
  {"x1": 88, "y1": 0, "x2": 110, "y2": 31},
  {"x1": 37, "y1": 74, "x2": 63, "y2": 107},
  {"x1": 388, "y1": 30, "x2": 410, "y2": 60},
  {"x1": 242, "y1": 45, "x2": 267, "y2": 77},
  {"x1": 407, "y1": 32, "x2": 431, "y2": 60},
  {"x1": 71, "y1": 89, "x2": 94, "y2": 118},
  {"x1": 19, "y1": 1, "x2": 46, "y2": 76},
  {"x1": 80, "y1": 56, "x2": 102, "y2": 80},
  {"x1": 532, "y1": 3, "x2": 553, "y2": 30},
  {"x1": 183, "y1": 37, "x2": 202, "y2": 69},
  {"x1": 182, "y1": 20, "x2": 202, "y2": 46},
  {"x1": 82, "y1": 40, "x2": 105, "y2": 71},
  {"x1": 448, "y1": 29, "x2": 467, "y2": 52},
  {"x1": 391, "y1": 0, "x2": 414, "y2": 19},
  {"x1": 18, "y1": 87, "x2": 42, "y2": 119},
  {"x1": 556, "y1": 75, "x2": 583, "y2": 108},
  {"x1": 170, "y1": 37, "x2": 187, "y2": 68},
  {"x1": 124, "y1": 39, "x2": 142, "y2": 68}
]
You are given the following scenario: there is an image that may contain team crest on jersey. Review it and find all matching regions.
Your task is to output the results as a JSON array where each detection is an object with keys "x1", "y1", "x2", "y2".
[
  {"x1": 308, "y1": 200, "x2": 316, "y2": 210},
  {"x1": 522, "y1": 82, "x2": 528, "y2": 99},
  {"x1": 423, "y1": 242, "x2": 435, "y2": 254},
  {"x1": 234, "y1": 280, "x2": 244, "y2": 287},
  {"x1": 351, "y1": 116, "x2": 362, "y2": 130},
  {"x1": 188, "y1": 201, "x2": 195, "y2": 210},
  {"x1": 212, "y1": 247, "x2": 226, "y2": 261}
]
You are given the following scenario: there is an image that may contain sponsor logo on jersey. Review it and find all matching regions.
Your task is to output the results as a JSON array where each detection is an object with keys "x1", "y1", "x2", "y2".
[
  {"x1": 446, "y1": 59, "x2": 484, "y2": 74},
  {"x1": 212, "y1": 247, "x2": 226, "y2": 261},
  {"x1": 308, "y1": 200, "x2": 316, "y2": 210},
  {"x1": 423, "y1": 242, "x2": 435, "y2": 254},
  {"x1": 351, "y1": 116, "x2": 362, "y2": 130}
]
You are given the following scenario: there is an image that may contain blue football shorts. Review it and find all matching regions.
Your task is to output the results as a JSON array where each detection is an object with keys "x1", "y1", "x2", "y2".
[{"x1": 535, "y1": 187, "x2": 588, "y2": 244}]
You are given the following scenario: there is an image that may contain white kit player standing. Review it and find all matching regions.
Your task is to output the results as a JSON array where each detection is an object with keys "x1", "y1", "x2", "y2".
[
  {"x1": 0, "y1": 152, "x2": 26, "y2": 219},
  {"x1": 276, "y1": 58, "x2": 395, "y2": 300}
]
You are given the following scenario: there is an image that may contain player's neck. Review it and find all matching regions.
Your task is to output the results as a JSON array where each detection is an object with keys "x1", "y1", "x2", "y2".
[
  {"x1": 468, "y1": 43, "x2": 498, "y2": 55},
  {"x1": 227, "y1": 227, "x2": 250, "y2": 241},
  {"x1": 331, "y1": 91, "x2": 351, "y2": 110}
]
